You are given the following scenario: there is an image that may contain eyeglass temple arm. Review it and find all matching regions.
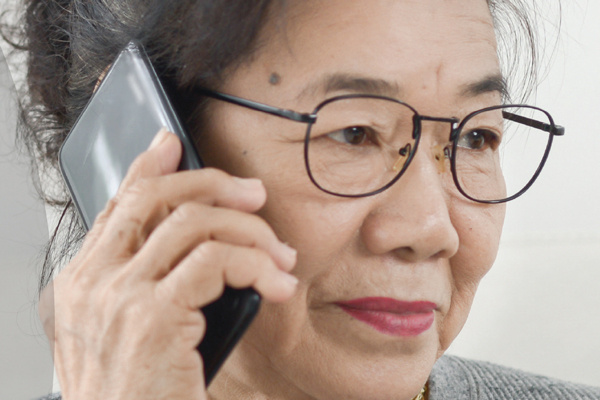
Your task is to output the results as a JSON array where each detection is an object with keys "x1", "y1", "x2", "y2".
[
  {"x1": 195, "y1": 89, "x2": 317, "y2": 124},
  {"x1": 502, "y1": 111, "x2": 565, "y2": 136}
]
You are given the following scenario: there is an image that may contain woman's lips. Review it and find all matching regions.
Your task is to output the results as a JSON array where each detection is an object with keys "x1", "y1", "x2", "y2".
[{"x1": 336, "y1": 297, "x2": 437, "y2": 337}]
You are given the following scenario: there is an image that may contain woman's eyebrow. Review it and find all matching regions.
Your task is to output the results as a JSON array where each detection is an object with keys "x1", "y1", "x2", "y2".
[
  {"x1": 459, "y1": 74, "x2": 508, "y2": 99},
  {"x1": 297, "y1": 73, "x2": 402, "y2": 100}
]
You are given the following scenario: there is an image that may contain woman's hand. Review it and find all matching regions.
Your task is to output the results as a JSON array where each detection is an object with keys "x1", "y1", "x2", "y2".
[{"x1": 40, "y1": 128, "x2": 298, "y2": 400}]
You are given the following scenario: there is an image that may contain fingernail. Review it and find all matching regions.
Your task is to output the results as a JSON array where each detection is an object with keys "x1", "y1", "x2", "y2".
[
  {"x1": 234, "y1": 177, "x2": 264, "y2": 191},
  {"x1": 149, "y1": 127, "x2": 170, "y2": 150},
  {"x1": 280, "y1": 271, "x2": 299, "y2": 290},
  {"x1": 279, "y1": 243, "x2": 297, "y2": 269}
]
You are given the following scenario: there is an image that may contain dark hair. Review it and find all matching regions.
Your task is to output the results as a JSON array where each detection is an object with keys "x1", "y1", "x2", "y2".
[{"x1": 2, "y1": 0, "x2": 547, "y2": 295}]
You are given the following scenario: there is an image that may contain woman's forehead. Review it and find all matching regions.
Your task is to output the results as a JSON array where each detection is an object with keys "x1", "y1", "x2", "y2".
[
  {"x1": 268, "y1": 0, "x2": 497, "y2": 50},
  {"x1": 228, "y1": 0, "x2": 500, "y2": 111}
]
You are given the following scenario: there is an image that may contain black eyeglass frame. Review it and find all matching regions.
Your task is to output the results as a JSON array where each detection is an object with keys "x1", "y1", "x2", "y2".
[{"x1": 195, "y1": 88, "x2": 565, "y2": 204}]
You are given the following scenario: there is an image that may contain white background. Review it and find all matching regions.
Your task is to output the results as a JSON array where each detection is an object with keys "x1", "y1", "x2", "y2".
[
  {"x1": 0, "y1": 19, "x2": 54, "y2": 400},
  {"x1": 1, "y1": 0, "x2": 599, "y2": 398}
]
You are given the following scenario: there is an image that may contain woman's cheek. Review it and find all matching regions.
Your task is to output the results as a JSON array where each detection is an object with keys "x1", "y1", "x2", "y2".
[
  {"x1": 259, "y1": 180, "x2": 368, "y2": 260},
  {"x1": 437, "y1": 201, "x2": 506, "y2": 353},
  {"x1": 450, "y1": 192, "x2": 505, "y2": 273}
]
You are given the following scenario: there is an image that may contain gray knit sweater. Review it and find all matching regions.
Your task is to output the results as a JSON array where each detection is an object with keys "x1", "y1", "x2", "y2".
[
  {"x1": 428, "y1": 355, "x2": 600, "y2": 399},
  {"x1": 38, "y1": 355, "x2": 600, "y2": 400}
]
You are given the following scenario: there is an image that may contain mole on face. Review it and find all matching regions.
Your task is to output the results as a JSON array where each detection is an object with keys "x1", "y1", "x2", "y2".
[{"x1": 269, "y1": 72, "x2": 281, "y2": 85}]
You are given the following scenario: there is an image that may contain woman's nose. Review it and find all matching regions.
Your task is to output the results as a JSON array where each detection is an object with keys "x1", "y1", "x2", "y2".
[{"x1": 360, "y1": 142, "x2": 460, "y2": 262}]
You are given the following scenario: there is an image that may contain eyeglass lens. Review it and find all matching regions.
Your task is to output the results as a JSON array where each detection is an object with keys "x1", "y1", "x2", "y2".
[
  {"x1": 306, "y1": 97, "x2": 417, "y2": 196},
  {"x1": 453, "y1": 106, "x2": 552, "y2": 202}
]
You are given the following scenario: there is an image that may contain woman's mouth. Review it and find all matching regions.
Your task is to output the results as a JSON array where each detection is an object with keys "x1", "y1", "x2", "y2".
[{"x1": 336, "y1": 297, "x2": 436, "y2": 337}]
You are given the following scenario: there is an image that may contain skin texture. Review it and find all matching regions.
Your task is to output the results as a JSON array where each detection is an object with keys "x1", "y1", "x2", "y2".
[
  {"x1": 43, "y1": 1, "x2": 506, "y2": 400},
  {"x1": 200, "y1": 0, "x2": 505, "y2": 399}
]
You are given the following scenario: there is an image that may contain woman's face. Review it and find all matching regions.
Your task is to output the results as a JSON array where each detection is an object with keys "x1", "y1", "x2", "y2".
[{"x1": 199, "y1": 0, "x2": 505, "y2": 399}]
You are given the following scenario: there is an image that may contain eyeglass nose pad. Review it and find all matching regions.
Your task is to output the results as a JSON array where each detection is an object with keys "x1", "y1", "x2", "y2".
[
  {"x1": 433, "y1": 145, "x2": 449, "y2": 173},
  {"x1": 392, "y1": 143, "x2": 413, "y2": 172}
]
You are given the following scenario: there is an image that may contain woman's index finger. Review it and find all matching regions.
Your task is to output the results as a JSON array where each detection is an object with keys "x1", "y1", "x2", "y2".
[{"x1": 94, "y1": 167, "x2": 267, "y2": 261}]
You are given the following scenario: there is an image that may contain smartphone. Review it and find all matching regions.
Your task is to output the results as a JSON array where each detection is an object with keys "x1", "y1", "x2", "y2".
[{"x1": 59, "y1": 41, "x2": 261, "y2": 385}]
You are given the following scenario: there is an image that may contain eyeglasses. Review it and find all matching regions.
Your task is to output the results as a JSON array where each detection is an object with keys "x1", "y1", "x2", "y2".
[{"x1": 196, "y1": 89, "x2": 564, "y2": 203}]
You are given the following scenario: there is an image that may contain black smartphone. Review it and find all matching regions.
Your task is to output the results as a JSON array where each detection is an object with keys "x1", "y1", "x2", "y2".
[{"x1": 59, "y1": 41, "x2": 261, "y2": 385}]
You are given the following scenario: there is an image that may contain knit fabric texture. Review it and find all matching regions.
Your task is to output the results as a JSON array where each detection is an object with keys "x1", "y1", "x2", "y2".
[
  {"x1": 37, "y1": 356, "x2": 600, "y2": 399},
  {"x1": 428, "y1": 355, "x2": 600, "y2": 400}
]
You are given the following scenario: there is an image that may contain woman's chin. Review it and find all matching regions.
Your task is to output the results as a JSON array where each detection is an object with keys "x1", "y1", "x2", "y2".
[
  {"x1": 276, "y1": 336, "x2": 437, "y2": 400},
  {"x1": 238, "y1": 307, "x2": 441, "y2": 400}
]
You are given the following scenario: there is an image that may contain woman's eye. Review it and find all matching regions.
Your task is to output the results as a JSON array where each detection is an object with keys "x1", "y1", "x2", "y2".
[
  {"x1": 327, "y1": 126, "x2": 370, "y2": 145},
  {"x1": 457, "y1": 129, "x2": 499, "y2": 150}
]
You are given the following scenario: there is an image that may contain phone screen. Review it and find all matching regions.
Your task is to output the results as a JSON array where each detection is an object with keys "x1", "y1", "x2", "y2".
[{"x1": 59, "y1": 42, "x2": 260, "y2": 385}]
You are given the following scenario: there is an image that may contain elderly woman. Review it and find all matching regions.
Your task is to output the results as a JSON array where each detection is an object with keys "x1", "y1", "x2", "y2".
[{"x1": 14, "y1": 0, "x2": 600, "y2": 399}]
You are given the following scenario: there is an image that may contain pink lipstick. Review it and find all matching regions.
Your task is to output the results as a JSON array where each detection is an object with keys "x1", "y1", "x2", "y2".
[{"x1": 336, "y1": 297, "x2": 436, "y2": 337}]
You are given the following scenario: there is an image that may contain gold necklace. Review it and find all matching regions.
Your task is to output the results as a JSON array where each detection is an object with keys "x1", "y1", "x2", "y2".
[{"x1": 412, "y1": 383, "x2": 427, "y2": 400}]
